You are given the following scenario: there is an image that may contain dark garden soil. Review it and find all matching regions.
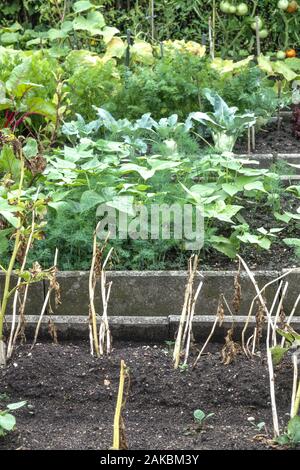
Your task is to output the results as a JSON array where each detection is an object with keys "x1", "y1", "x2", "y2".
[
  {"x1": 0, "y1": 341, "x2": 295, "y2": 450},
  {"x1": 235, "y1": 117, "x2": 300, "y2": 154}
]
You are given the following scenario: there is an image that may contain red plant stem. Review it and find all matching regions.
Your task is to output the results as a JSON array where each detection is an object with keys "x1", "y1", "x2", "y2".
[{"x1": 3, "y1": 110, "x2": 16, "y2": 128}]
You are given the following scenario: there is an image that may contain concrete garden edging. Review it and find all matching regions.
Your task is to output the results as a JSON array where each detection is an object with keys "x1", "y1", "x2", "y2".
[
  {"x1": 2, "y1": 269, "x2": 300, "y2": 315},
  {"x1": 2, "y1": 268, "x2": 300, "y2": 340}
]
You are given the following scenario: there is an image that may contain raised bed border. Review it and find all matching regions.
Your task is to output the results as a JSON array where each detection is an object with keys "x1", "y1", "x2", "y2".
[{"x1": 2, "y1": 268, "x2": 300, "y2": 341}]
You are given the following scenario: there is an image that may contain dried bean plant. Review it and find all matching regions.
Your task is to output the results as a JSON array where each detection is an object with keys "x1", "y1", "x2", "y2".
[
  {"x1": 89, "y1": 226, "x2": 113, "y2": 357},
  {"x1": 173, "y1": 254, "x2": 203, "y2": 369}
]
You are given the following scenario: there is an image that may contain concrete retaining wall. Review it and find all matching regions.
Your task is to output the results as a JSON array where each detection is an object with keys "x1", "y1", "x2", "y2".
[{"x1": 1, "y1": 269, "x2": 299, "y2": 318}]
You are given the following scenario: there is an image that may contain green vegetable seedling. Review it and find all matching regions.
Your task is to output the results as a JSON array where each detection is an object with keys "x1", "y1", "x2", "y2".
[
  {"x1": 193, "y1": 409, "x2": 214, "y2": 430},
  {"x1": 0, "y1": 401, "x2": 26, "y2": 437},
  {"x1": 276, "y1": 416, "x2": 300, "y2": 448}
]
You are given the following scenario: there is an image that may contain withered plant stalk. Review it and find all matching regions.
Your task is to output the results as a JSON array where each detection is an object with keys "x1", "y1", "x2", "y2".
[
  {"x1": 281, "y1": 293, "x2": 300, "y2": 348},
  {"x1": 193, "y1": 294, "x2": 225, "y2": 368},
  {"x1": 99, "y1": 247, "x2": 113, "y2": 356},
  {"x1": 238, "y1": 255, "x2": 280, "y2": 437},
  {"x1": 7, "y1": 189, "x2": 41, "y2": 358},
  {"x1": 31, "y1": 249, "x2": 59, "y2": 348},
  {"x1": 173, "y1": 255, "x2": 202, "y2": 369},
  {"x1": 112, "y1": 360, "x2": 130, "y2": 450},
  {"x1": 0, "y1": 147, "x2": 25, "y2": 366}
]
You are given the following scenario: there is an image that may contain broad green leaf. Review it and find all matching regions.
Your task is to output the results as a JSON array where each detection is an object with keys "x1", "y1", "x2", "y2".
[
  {"x1": 0, "y1": 32, "x2": 20, "y2": 45},
  {"x1": 26, "y1": 97, "x2": 56, "y2": 121},
  {"x1": 270, "y1": 346, "x2": 288, "y2": 366},
  {"x1": 283, "y1": 238, "x2": 300, "y2": 248},
  {"x1": 287, "y1": 416, "x2": 300, "y2": 443},
  {"x1": 257, "y1": 55, "x2": 274, "y2": 74},
  {"x1": 6, "y1": 401, "x2": 26, "y2": 411},
  {"x1": 120, "y1": 163, "x2": 155, "y2": 181},
  {"x1": 47, "y1": 29, "x2": 68, "y2": 41},
  {"x1": 273, "y1": 61, "x2": 298, "y2": 82},
  {"x1": 80, "y1": 190, "x2": 104, "y2": 212},
  {"x1": 106, "y1": 196, "x2": 135, "y2": 215},
  {"x1": 222, "y1": 183, "x2": 240, "y2": 197},
  {"x1": 101, "y1": 26, "x2": 119, "y2": 45},
  {"x1": 73, "y1": 1, "x2": 98, "y2": 13},
  {"x1": 130, "y1": 40, "x2": 154, "y2": 65},
  {"x1": 73, "y1": 11, "x2": 105, "y2": 33},
  {"x1": 244, "y1": 181, "x2": 266, "y2": 193},
  {"x1": 23, "y1": 138, "x2": 38, "y2": 159},
  {"x1": 0, "y1": 413, "x2": 16, "y2": 431},
  {"x1": 104, "y1": 37, "x2": 126, "y2": 60},
  {"x1": 0, "y1": 211, "x2": 20, "y2": 228},
  {"x1": 274, "y1": 212, "x2": 292, "y2": 223}
]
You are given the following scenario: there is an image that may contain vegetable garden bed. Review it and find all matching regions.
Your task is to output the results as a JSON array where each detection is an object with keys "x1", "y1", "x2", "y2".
[
  {"x1": 0, "y1": 341, "x2": 294, "y2": 451},
  {"x1": 235, "y1": 117, "x2": 300, "y2": 154}
]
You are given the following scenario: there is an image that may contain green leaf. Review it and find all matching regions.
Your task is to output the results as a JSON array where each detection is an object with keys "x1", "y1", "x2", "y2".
[
  {"x1": 120, "y1": 163, "x2": 155, "y2": 181},
  {"x1": 222, "y1": 183, "x2": 240, "y2": 197},
  {"x1": 274, "y1": 212, "x2": 292, "y2": 223},
  {"x1": 47, "y1": 29, "x2": 68, "y2": 41},
  {"x1": 23, "y1": 138, "x2": 38, "y2": 159},
  {"x1": 244, "y1": 181, "x2": 266, "y2": 193},
  {"x1": 270, "y1": 345, "x2": 288, "y2": 366},
  {"x1": 194, "y1": 409, "x2": 205, "y2": 423},
  {"x1": 26, "y1": 97, "x2": 57, "y2": 121},
  {"x1": 283, "y1": 238, "x2": 300, "y2": 248},
  {"x1": 0, "y1": 228, "x2": 12, "y2": 255},
  {"x1": 6, "y1": 401, "x2": 26, "y2": 411},
  {"x1": 0, "y1": 211, "x2": 20, "y2": 228},
  {"x1": 73, "y1": 11, "x2": 105, "y2": 33},
  {"x1": 0, "y1": 32, "x2": 20, "y2": 45},
  {"x1": 287, "y1": 416, "x2": 300, "y2": 443},
  {"x1": 104, "y1": 37, "x2": 126, "y2": 60},
  {"x1": 73, "y1": 1, "x2": 98, "y2": 13},
  {"x1": 101, "y1": 26, "x2": 119, "y2": 44},
  {"x1": 273, "y1": 61, "x2": 298, "y2": 82},
  {"x1": 0, "y1": 413, "x2": 16, "y2": 431},
  {"x1": 106, "y1": 196, "x2": 135, "y2": 216},
  {"x1": 130, "y1": 40, "x2": 154, "y2": 65},
  {"x1": 80, "y1": 190, "x2": 105, "y2": 212}
]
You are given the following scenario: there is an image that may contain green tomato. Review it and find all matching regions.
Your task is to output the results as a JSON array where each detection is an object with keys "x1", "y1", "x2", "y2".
[
  {"x1": 259, "y1": 29, "x2": 269, "y2": 39},
  {"x1": 228, "y1": 5, "x2": 237, "y2": 13},
  {"x1": 277, "y1": 0, "x2": 289, "y2": 10},
  {"x1": 220, "y1": 1, "x2": 231, "y2": 13},
  {"x1": 236, "y1": 3, "x2": 248, "y2": 15},
  {"x1": 251, "y1": 17, "x2": 263, "y2": 30},
  {"x1": 276, "y1": 50, "x2": 286, "y2": 59}
]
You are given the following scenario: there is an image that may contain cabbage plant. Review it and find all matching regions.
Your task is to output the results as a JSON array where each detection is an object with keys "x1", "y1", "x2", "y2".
[{"x1": 188, "y1": 88, "x2": 256, "y2": 152}]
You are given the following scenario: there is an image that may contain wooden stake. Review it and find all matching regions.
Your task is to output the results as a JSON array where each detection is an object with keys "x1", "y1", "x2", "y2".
[
  {"x1": 247, "y1": 126, "x2": 251, "y2": 155},
  {"x1": 255, "y1": 16, "x2": 261, "y2": 56},
  {"x1": 208, "y1": 17, "x2": 214, "y2": 60},
  {"x1": 251, "y1": 125, "x2": 256, "y2": 152}
]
